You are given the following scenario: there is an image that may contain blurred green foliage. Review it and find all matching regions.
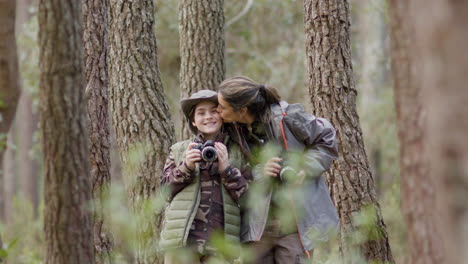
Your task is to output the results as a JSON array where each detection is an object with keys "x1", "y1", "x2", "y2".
[
  {"x1": 0, "y1": 133, "x2": 7, "y2": 153},
  {"x1": 0, "y1": 196, "x2": 44, "y2": 264}
]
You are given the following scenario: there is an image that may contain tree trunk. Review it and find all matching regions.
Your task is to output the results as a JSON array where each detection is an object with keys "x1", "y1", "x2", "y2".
[
  {"x1": 352, "y1": 1, "x2": 389, "y2": 194},
  {"x1": 17, "y1": 92, "x2": 39, "y2": 216},
  {"x1": 108, "y1": 1, "x2": 175, "y2": 263},
  {"x1": 16, "y1": 0, "x2": 39, "y2": 217},
  {"x1": 16, "y1": 0, "x2": 34, "y2": 30},
  {"x1": 83, "y1": 0, "x2": 113, "y2": 263},
  {"x1": 303, "y1": 0, "x2": 394, "y2": 262},
  {"x1": 38, "y1": 0, "x2": 95, "y2": 263},
  {"x1": 110, "y1": 124, "x2": 122, "y2": 183},
  {"x1": 3, "y1": 130, "x2": 16, "y2": 224},
  {"x1": 0, "y1": 0, "x2": 21, "y2": 221},
  {"x1": 409, "y1": 1, "x2": 468, "y2": 263},
  {"x1": 388, "y1": 1, "x2": 444, "y2": 263},
  {"x1": 0, "y1": 0, "x2": 21, "y2": 139},
  {"x1": 178, "y1": 0, "x2": 225, "y2": 139}
]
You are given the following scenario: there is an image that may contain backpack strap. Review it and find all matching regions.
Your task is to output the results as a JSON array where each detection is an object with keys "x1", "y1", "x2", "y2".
[{"x1": 278, "y1": 102, "x2": 289, "y2": 151}]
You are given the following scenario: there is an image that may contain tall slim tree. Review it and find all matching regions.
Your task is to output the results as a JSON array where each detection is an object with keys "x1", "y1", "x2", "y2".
[
  {"x1": 16, "y1": 0, "x2": 34, "y2": 28},
  {"x1": 303, "y1": 0, "x2": 394, "y2": 262},
  {"x1": 178, "y1": 0, "x2": 225, "y2": 139},
  {"x1": 17, "y1": 91, "x2": 39, "y2": 215},
  {"x1": 3, "y1": 131, "x2": 16, "y2": 224},
  {"x1": 388, "y1": 1, "x2": 444, "y2": 263},
  {"x1": 38, "y1": 1, "x2": 95, "y2": 263},
  {"x1": 83, "y1": 0, "x2": 113, "y2": 263},
  {"x1": 108, "y1": 1, "x2": 175, "y2": 263},
  {"x1": 409, "y1": 1, "x2": 468, "y2": 263},
  {"x1": 352, "y1": 1, "x2": 390, "y2": 193},
  {"x1": 0, "y1": 0, "x2": 21, "y2": 221},
  {"x1": 17, "y1": 0, "x2": 39, "y2": 217}
]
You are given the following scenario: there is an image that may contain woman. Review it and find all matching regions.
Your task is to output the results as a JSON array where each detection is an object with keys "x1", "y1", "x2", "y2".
[
  {"x1": 159, "y1": 90, "x2": 250, "y2": 264},
  {"x1": 217, "y1": 76, "x2": 339, "y2": 264}
]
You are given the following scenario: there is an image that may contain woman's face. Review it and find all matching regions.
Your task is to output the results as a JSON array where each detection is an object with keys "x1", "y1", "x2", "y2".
[{"x1": 217, "y1": 94, "x2": 242, "y2": 123}]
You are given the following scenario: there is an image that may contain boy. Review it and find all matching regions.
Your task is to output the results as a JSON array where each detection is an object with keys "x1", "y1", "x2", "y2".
[{"x1": 159, "y1": 90, "x2": 250, "y2": 264}]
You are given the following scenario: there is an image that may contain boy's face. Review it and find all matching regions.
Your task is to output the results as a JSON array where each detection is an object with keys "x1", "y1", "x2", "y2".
[{"x1": 192, "y1": 101, "x2": 222, "y2": 137}]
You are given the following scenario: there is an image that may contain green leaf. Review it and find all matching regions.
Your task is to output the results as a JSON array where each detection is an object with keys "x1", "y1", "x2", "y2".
[
  {"x1": 8, "y1": 237, "x2": 19, "y2": 249},
  {"x1": 0, "y1": 248, "x2": 8, "y2": 258}
]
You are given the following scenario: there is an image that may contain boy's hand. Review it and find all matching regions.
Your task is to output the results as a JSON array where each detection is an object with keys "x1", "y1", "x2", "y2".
[
  {"x1": 215, "y1": 142, "x2": 230, "y2": 172},
  {"x1": 264, "y1": 157, "x2": 282, "y2": 177},
  {"x1": 185, "y1": 142, "x2": 201, "y2": 170}
]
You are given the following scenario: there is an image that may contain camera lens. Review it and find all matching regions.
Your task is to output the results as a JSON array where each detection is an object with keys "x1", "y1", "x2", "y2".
[{"x1": 202, "y1": 147, "x2": 218, "y2": 162}]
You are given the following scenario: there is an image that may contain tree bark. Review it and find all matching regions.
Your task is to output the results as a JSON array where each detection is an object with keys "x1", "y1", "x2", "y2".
[
  {"x1": 352, "y1": 1, "x2": 389, "y2": 194},
  {"x1": 16, "y1": 0, "x2": 40, "y2": 218},
  {"x1": 178, "y1": 0, "x2": 225, "y2": 139},
  {"x1": 0, "y1": 0, "x2": 21, "y2": 139},
  {"x1": 3, "y1": 130, "x2": 16, "y2": 224},
  {"x1": 16, "y1": 0, "x2": 34, "y2": 29},
  {"x1": 0, "y1": 0, "x2": 21, "y2": 221},
  {"x1": 409, "y1": 1, "x2": 468, "y2": 263},
  {"x1": 108, "y1": 1, "x2": 175, "y2": 263},
  {"x1": 388, "y1": 1, "x2": 444, "y2": 263},
  {"x1": 17, "y1": 92, "x2": 39, "y2": 215},
  {"x1": 303, "y1": 0, "x2": 394, "y2": 262},
  {"x1": 83, "y1": 0, "x2": 113, "y2": 263},
  {"x1": 38, "y1": 0, "x2": 95, "y2": 263},
  {"x1": 110, "y1": 124, "x2": 122, "y2": 183},
  {"x1": 15, "y1": 0, "x2": 40, "y2": 219}
]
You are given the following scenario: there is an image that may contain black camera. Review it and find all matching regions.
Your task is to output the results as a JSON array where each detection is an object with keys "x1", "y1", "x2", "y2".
[{"x1": 193, "y1": 140, "x2": 218, "y2": 162}]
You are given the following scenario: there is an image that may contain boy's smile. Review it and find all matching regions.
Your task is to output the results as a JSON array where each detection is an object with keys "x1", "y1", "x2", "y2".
[{"x1": 192, "y1": 101, "x2": 222, "y2": 139}]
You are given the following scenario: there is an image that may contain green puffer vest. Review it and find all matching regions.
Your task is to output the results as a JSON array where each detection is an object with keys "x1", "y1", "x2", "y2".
[{"x1": 159, "y1": 138, "x2": 244, "y2": 251}]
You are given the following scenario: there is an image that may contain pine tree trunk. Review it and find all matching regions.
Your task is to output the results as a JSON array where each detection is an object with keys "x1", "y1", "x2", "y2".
[
  {"x1": 178, "y1": 0, "x2": 225, "y2": 139},
  {"x1": 17, "y1": 92, "x2": 39, "y2": 215},
  {"x1": 0, "y1": 0, "x2": 20, "y2": 138},
  {"x1": 83, "y1": 0, "x2": 113, "y2": 263},
  {"x1": 3, "y1": 131, "x2": 16, "y2": 224},
  {"x1": 110, "y1": 125, "x2": 122, "y2": 183},
  {"x1": 0, "y1": 0, "x2": 21, "y2": 221},
  {"x1": 17, "y1": 0, "x2": 39, "y2": 217},
  {"x1": 38, "y1": 1, "x2": 95, "y2": 263},
  {"x1": 409, "y1": 1, "x2": 468, "y2": 263},
  {"x1": 108, "y1": 1, "x2": 175, "y2": 263},
  {"x1": 388, "y1": 1, "x2": 444, "y2": 263},
  {"x1": 16, "y1": 0, "x2": 34, "y2": 28},
  {"x1": 352, "y1": 1, "x2": 389, "y2": 193},
  {"x1": 303, "y1": 0, "x2": 394, "y2": 262}
]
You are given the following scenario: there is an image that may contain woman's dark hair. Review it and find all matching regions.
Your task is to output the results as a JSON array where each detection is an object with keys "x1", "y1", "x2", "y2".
[{"x1": 218, "y1": 76, "x2": 281, "y2": 122}]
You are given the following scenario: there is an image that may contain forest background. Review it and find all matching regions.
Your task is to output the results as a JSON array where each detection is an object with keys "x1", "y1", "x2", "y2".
[{"x1": 0, "y1": 0, "x2": 466, "y2": 263}]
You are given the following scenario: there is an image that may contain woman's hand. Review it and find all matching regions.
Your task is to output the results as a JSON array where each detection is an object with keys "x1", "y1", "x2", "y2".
[
  {"x1": 184, "y1": 142, "x2": 201, "y2": 170},
  {"x1": 215, "y1": 142, "x2": 230, "y2": 172},
  {"x1": 264, "y1": 157, "x2": 282, "y2": 177}
]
